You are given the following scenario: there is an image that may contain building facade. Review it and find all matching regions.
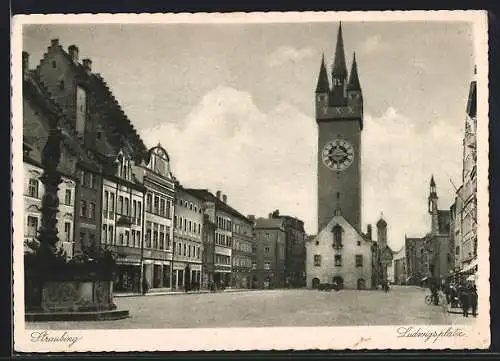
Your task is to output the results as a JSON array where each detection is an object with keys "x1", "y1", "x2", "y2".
[
  {"x1": 254, "y1": 216, "x2": 286, "y2": 289},
  {"x1": 202, "y1": 214, "x2": 216, "y2": 288},
  {"x1": 269, "y1": 210, "x2": 307, "y2": 288},
  {"x1": 231, "y1": 215, "x2": 255, "y2": 289},
  {"x1": 306, "y1": 23, "x2": 373, "y2": 289},
  {"x1": 405, "y1": 236, "x2": 427, "y2": 285},
  {"x1": 451, "y1": 68, "x2": 478, "y2": 282},
  {"x1": 173, "y1": 186, "x2": 204, "y2": 290},
  {"x1": 32, "y1": 39, "x2": 150, "y2": 293},
  {"x1": 393, "y1": 246, "x2": 407, "y2": 285},
  {"x1": 134, "y1": 145, "x2": 176, "y2": 291},
  {"x1": 22, "y1": 59, "x2": 82, "y2": 258}
]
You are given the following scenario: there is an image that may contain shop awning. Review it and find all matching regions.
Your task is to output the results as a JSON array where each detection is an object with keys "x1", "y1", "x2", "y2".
[{"x1": 461, "y1": 259, "x2": 478, "y2": 274}]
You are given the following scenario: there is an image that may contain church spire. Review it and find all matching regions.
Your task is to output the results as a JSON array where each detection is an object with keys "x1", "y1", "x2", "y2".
[
  {"x1": 332, "y1": 22, "x2": 348, "y2": 77},
  {"x1": 347, "y1": 52, "x2": 361, "y2": 91},
  {"x1": 316, "y1": 53, "x2": 330, "y2": 93}
]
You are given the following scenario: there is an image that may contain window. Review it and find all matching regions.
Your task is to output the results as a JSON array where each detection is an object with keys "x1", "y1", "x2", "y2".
[
  {"x1": 355, "y1": 255, "x2": 363, "y2": 267},
  {"x1": 28, "y1": 179, "x2": 38, "y2": 198},
  {"x1": 153, "y1": 224, "x2": 158, "y2": 249},
  {"x1": 189, "y1": 221, "x2": 192, "y2": 232},
  {"x1": 137, "y1": 202, "x2": 142, "y2": 225},
  {"x1": 264, "y1": 261, "x2": 271, "y2": 270},
  {"x1": 154, "y1": 196, "x2": 159, "y2": 214},
  {"x1": 131, "y1": 229, "x2": 135, "y2": 245},
  {"x1": 88, "y1": 173, "x2": 94, "y2": 189},
  {"x1": 252, "y1": 262, "x2": 257, "y2": 270},
  {"x1": 252, "y1": 245, "x2": 257, "y2": 253},
  {"x1": 79, "y1": 231, "x2": 85, "y2": 245},
  {"x1": 119, "y1": 233, "x2": 124, "y2": 245},
  {"x1": 26, "y1": 216, "x2": 38, "y2": 237},
  {"x1": 160, "y1": 199, "x2": 165, "y2": 217},
  {"x1": 194, "y1": 206, "x2": 197, "y2": 213},
  {"x1": 315, "y1": 241, "x2": 319, "y2": 246},
  {"x1": 108, "y1": 226, "x2": 114, "y2": 245},
  {"x1": 65, "y1": 189, "x2": 72, "y2": 205},
  {"x1": 189, "y1": 203, "x2": 193, "y2": 211},
  {"x1": 124, "y1": 198, "x2": 129, "y2": 216},
  {"x1": 64, "y1": 222, "x2": 71, "y2": 242},
  {"x1": 118, "y1": 196, "x2": 124, "y2": 214},
  {"x1": 335, "y1": 255, "x2": 342, "y2": 267},
  {"x1": 110, "y1": 193, "x2": 115, "y2": 214},
  {"x1": 159, "y1": 226, "x2": 165, "y2": 249},
  {"x1": 455, "y1": 246, "x2": 460, "y2": 255},
  {"x1": 136, "y1": 231, "x2": 141, "y2": 247},
  {"x1": 314, "y1": 255, "x2": 321, "y2": 267},
  {"x1": 52, "y1": 60, "x2": 56, "y2": 68},
  {"x1": 198, "y1": 223, "x2": 201, "y2": 234},
  {"x1": 174, "y1": 216, "x2": 177, "y2": 228},
  {"x1": 265, "y1": 233, "x2": 270, "y2": 241},
  {"x1": 265, "y1": 247, "x2": 270, "y2": 254},
  {"x1": 79, "y1": 170, "x2": 85, "y2": 186},
  {"x1": 332, "y1": 225, "x2": 343, "y2": 248},
  {"x1": 132, "y1": 200, "x2": 137, "y2": 220},
  {"x1": 80, "y1": 200, "x2": 87, "y2": 218},
  {"x1": 183, "y1": 244, "x2": 187, "y2": 256},
  {"x1": 166, "y1": 200, "x2": 171, "y2": 218},
  {"x1": 125, "y1": 230, "x2": 130, "y2": 246},
  {"x1": 89, "y1": 202, "x2": 96, "y2": 220},
  {"x1": 188, "y1": 245, "x2": 192, "y2": 257},
  {"x1": 146, "y1": 222, "x2": 152, "y2": 248},
  {"x1": 183, "y1": 219, "x2": 187, "y2": 231},
  {"x1": 146, "y1": 194, "x2": 153, "y2": 212},
  {"x1": 166, "y1": 228, "x2": 171, "y2": 249}
]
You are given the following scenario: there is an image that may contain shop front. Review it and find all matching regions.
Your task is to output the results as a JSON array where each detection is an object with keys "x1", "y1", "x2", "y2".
[
  {"x1": 115, "y1": 259, "x2": 141, "y2": 293},
  {"x1": 214, "y1": 264, "x2": 231, "y2": 288}
]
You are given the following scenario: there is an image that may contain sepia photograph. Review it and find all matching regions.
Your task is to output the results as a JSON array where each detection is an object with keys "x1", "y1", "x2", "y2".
[{"x1": 12, "y1": 11, "x2": 489, "y2": 351}]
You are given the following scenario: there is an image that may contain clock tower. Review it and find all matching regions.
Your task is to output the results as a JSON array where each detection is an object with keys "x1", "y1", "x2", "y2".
[{"x1": 315, "y1": 23, "x2": 363, "y2": 233}]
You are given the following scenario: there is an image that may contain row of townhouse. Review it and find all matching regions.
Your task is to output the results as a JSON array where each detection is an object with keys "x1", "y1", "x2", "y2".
[
  {"x1": 22, "y1": 38, "x2": 307, "y2": 293},
  {"x1": 402, "y1": 68, "x2": 477, "y2": 287}
]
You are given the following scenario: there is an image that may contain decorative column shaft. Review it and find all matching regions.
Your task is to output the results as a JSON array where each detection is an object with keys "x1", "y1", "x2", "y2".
[{"x1": 38, "y1": 127, "x2": 63, "y2": 255}]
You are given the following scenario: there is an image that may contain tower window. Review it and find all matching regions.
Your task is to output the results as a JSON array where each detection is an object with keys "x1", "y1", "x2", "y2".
[{"x1": 332, "y1": 225, "x2": 343, "y2": 248}]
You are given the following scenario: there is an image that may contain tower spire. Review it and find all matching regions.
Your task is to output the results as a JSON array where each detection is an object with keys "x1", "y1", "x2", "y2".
[
  {"x1": 316, "y1": 53, "x2": 330, "y2": 93},
  {"x1": 347, "y1": 52, "x2": 361, "y2": 91},
  {"x1": 332, "y1": 22, "x2": 348, "y2": 77}
]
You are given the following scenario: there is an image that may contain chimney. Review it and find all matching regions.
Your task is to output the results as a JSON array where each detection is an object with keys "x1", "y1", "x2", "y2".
[
  {"x1": 222, "y1": 194, "x2": 227, "y2": 203},
  {"x1": 68, "y1": 45, "x2": 79, "y2": 63},
  {"x1": 367, "y1": 224, "x2": 372, "y2": 240},
  {"x1": 216, "y1": 190, "x2": 221, "y2": 200},
  {"x1": 22, "y1": 51, "x2": 29, "y2": 80},
  {"x1": 268, "y1": 213, "x2": 273, "y2": 219},
  {"x1": 82, "y1": 58, "x2": 92, "y2": 73},
  {"x1": 50, "y1": 39, "x2": 59, "y2": 47}
]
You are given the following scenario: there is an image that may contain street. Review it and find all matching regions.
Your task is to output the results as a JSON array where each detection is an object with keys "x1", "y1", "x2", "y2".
[{"x1": 27, "y1": 286, "x2": 475, "y2": 329}]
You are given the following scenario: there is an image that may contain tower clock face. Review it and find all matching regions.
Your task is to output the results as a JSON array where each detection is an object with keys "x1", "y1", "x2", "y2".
[{"x1": 322, "y1": 139, "x2": 355, "y2": 171}]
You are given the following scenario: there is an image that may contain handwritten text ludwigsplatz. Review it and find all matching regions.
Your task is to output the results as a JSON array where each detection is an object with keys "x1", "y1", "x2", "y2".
[
  {"x1": 396, "y1": 326, "x2": 466, "y2": 343},
  {"x1": 30, "y1": 331, "x2": 82, "y2": 348}
]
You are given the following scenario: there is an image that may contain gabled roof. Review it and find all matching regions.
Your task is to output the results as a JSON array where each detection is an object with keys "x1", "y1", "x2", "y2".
[
  {"x1": 23, "y1": 70, "x2": 100, "y2": 171},
  {"x1": 255, "y1": 218, "x2": 284, "y2": 230},
  {"x1": 184, "y1": 188, "x2": 250, "y2": 222},
  {"x1": 36, "y1": 40, "x2": 147, "y2": 162}
]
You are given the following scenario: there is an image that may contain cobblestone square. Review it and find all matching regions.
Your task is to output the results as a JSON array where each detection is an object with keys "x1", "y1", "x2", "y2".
[{"x1": 27, "y1": 286, "x2": 475, "y2": 329}]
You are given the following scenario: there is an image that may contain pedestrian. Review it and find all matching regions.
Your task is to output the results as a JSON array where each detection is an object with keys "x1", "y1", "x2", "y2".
[
  {"x1": 470, "y1": 283, "x2": 478, "y2": 317},
  {"x1": 142, "y1": 277, "x2": 149, "y2": 295},
  {"x1": 459, "y1": 282, "x2": 470, "y2": 317}
]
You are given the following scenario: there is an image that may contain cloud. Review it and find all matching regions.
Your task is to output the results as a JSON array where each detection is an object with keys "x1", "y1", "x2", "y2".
[
  {"x1": 266, "y1": 46, "x2": 315, "y2": 67},
  {"x1": 362, "y1": 107, "x2": 462, "y2": 250},
  {"x1": 360, "y1": 35, "x2": 390, "y2": 54},
  {"x1": 140, "y1": 86, "x2": 317, "y2": 232},
  {"x1": 141, "y1": 90, "x2": 463, "y2": 249}
]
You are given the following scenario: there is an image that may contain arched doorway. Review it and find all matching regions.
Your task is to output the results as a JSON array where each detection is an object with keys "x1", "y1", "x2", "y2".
[
  {"x1": 357, "y1": 278, "x2": 366, "y2": 290},
  {"x1": 312, "y1": 278, "x2": 320, "y2": 289},
  {"x1": 332, "y1": 276, "x2": 344, "y2": 289}
]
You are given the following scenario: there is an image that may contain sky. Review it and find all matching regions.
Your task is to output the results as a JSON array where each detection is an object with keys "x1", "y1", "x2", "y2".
[{"x1": 22, "y1": 20, "x2": 475, "y2": 250}]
